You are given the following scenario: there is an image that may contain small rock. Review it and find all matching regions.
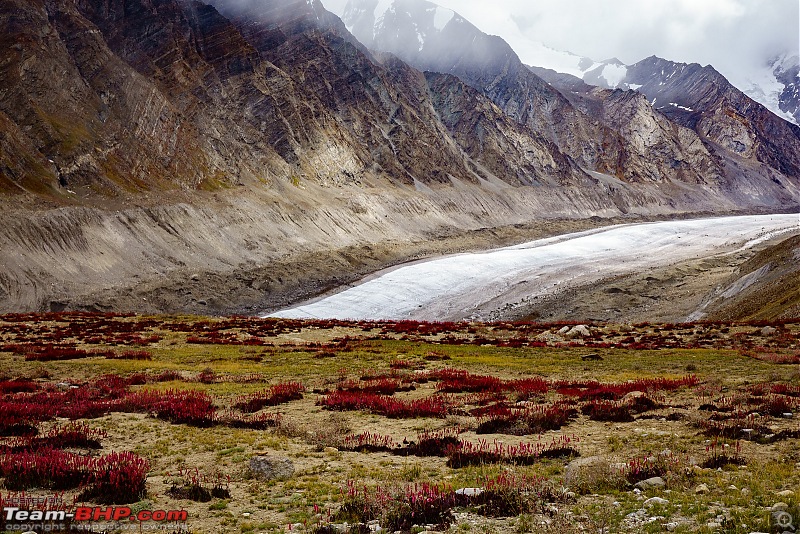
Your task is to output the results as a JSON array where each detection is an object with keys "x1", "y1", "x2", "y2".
[
  {"x1": 242, "y1": 513, "x2": 251, "y2": 518},
  {"x1": 644, "y1": 497, "x2": 669, "y2": 508},
  {"x1": 625, "y1": 509, "x2": 646, "y2": 520},
  {"x1": 190, "y1": 273, "x2": 200, "y2": 281},
  {"x1": 695, "y1": 483, "x2": 710, "y2": 494},
  {"x1": 663, "y1": 522, "x2": 680, "y2": 532},
  {"x1": 728, "y1": 485, "x2": 739, "y2": 491},
  {"x1": 323, "y1": 447, "x2": 339, "y2": 454},
  {"x1": 741, "y1": 488, "x2": 750, "y2": 496},
  {"x1": 635, "y1": 476, "x2": 666, "y2": 490},
  {"x1": 760, "y1": 326, "x2": 777, "y2": 336},
  {"x1": 772, "y1": 502, "x2": 790, "y2": 511},
  {"x1": 707, "y1": 522, "x2": 722, "y2": 529},
  {"x1": 249, "y1": 455, "x2": 294, "y2": 480},
  {"x1": 776, "y1": 490, "x2": 795, "y2": 498}
]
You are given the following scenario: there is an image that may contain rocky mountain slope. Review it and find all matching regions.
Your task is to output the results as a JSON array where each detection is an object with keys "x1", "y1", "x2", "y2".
[
  {"x1": 516, "y1": 40, "x2": 800, "y2": 128},
  {"x1": 0, "y1": 0, "x2": 797, "y2": 316},
  {"x1": 341, "y1": 0, "x2": 800, "y2": 203}
]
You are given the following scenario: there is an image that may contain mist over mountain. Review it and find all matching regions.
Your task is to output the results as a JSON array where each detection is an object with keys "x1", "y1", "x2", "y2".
[{"x1": 340, "y1": 0, "x2": 800, "y2": 187}]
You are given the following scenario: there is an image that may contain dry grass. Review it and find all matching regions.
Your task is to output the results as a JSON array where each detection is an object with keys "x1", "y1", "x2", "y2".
[{"x1": 0, "y1": 314, "x2": 798, "y2": 533}]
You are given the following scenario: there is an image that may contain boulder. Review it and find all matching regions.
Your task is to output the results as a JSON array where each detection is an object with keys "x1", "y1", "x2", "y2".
[
  {"x1": 564, "y1": 456, "x2": 622, "y2": 492},
  {"x1": 566, "y1": 325, "x2": 592, "y2": 338},
  {"x1": 249, "y1": 455, "x2": 294, "y2": 481},
  {"x1": 635, "y1": 477, "x2": 666, "y2": 490},
  {"x1": 643, "y1": 496, "x2": 669, "y2": 508}
]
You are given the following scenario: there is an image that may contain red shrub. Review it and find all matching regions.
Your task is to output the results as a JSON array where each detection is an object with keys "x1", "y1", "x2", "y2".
[
  {"x1": 150, "y1": 370, "x2": 183, "y2": 382},
  {"x1": 506, "y1": 377, "x2": 549, "y2": 400},
  {"x1": 0, "y1": 448, "x2": 93, "y2": 490},
  {"x1": 121, "y1": 389, "x2": 216, "y2": 427},
  {"x1": 624, "y1": 452, "x2": 684, "y2": 483},
  {"x1": 342, "y1": 432, "x2": 395, "y2": 453},
  {"x1": 0, "y1": 379, "x2": 38, "y2": 395},
  {"x1": 24, "y1": 347, "x2": 91, "y2": 362},
  {"x1": 447, "y1": 435, "x2": 578, "y2": 468},
  {"x1": 389, "y1": 359, "x2": 419, "y2": 370},
  {"x1": 476, "y1": 402, "x2": 578, "y2": 435},
  {"x1": 317, "y1": 390, "x2": 450, "y2": 419},
  {"x1": 402, "y1": 427, "x2": 464, "y2": 457},
  {"x1": 436, "y1": 371, "x2": 503, "y2": 393},
  {"x1": 216, "y1": 410, "x2": 282, "y2": 430},
  {"x1": 233, "y1": 382, "x2": 305, "y2": 412},
  {"x1": 581, "y1": 400, "x2": 633, "y2": 422},
  {"x1": 18, "y1": 422, "x2": 107, "y2": 450},
  {"x1": 106, "y1": 350, "x2": 152, "y2": 361},
  {"x1": 758, "y1": 394, "x2": 798, "y2": 417},
  {"x1": 79, "y1": 451, "x2": 150, "y2": 504},
  {"x1": 338, "y1": 378, "x2": 413, "y2": 395}
]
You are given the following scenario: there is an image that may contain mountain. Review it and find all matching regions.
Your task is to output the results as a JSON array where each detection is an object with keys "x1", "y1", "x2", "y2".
[
  {"x1": 755, "y1": 53, "x2": 800, "y2": 126},
  {"x1": 537, "y1": 55, "x2": 800, "y2": 182},
  {"x1": 340, "y1": 0, "x2": 799, "y2": 197},
  {"x1": 523, "y1": 44, "x2": 800, "y2": 128},
  {"x1": 0, "y1": 0, "x2": 797, "y2": 315}
]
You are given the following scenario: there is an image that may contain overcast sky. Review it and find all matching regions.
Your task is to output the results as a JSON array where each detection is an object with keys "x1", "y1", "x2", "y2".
[{"x1": 322, "y1": 0, "x2": 799, "y2": 86}]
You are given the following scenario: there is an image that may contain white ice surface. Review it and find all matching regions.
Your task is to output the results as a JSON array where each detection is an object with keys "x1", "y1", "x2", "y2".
[{"x1": 266, "y1": 214, "x2": 800, "y2": 321}]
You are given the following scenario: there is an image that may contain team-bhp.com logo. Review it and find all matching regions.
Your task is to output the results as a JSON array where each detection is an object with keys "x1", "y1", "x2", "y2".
[{"x1": 4, "y1": 506, "x2": 188, "y2": 531}]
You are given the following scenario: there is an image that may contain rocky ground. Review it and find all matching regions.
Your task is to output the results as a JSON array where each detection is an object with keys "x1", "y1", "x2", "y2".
[
  {"x1": 503, "y1": 233, "x2": 800, "y2": 324},
  {"x1": 2, "y1": 181, "x2": 796, "y2": 325},
  {"x1": 1, "y1": 314, "x2": 798, "y2": 533}
]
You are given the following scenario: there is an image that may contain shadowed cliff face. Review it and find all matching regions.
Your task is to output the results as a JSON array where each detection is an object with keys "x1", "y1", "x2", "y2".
[
  {"x1": 0, "y1": 0, "x2": 592, "y2": 198},
  {"x1": 0, "y1": 0, "x2": 797, "y2": 315},
  {"x1": 623, "y1": 57, "x2": 800, "y2": 179}
]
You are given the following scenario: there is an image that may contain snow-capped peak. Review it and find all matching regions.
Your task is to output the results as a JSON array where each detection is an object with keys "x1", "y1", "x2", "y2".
[{"x1": 341, "y1": 0, "x2": 459, "y2": 56}]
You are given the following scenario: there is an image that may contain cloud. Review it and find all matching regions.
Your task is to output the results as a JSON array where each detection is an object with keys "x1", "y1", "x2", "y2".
[{"x1": 322, "y1": 0, "x2": 799, "y2": 86}]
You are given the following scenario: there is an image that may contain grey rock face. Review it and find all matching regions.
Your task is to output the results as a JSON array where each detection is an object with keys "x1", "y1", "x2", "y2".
[{"x1": 249, "y1": 456, "x2": 294, "y2": 480}]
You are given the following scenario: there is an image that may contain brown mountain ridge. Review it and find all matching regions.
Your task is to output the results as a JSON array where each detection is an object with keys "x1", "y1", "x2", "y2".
[{"x1": 0, "y1": 0, "x2": 797, "y2": 316}]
